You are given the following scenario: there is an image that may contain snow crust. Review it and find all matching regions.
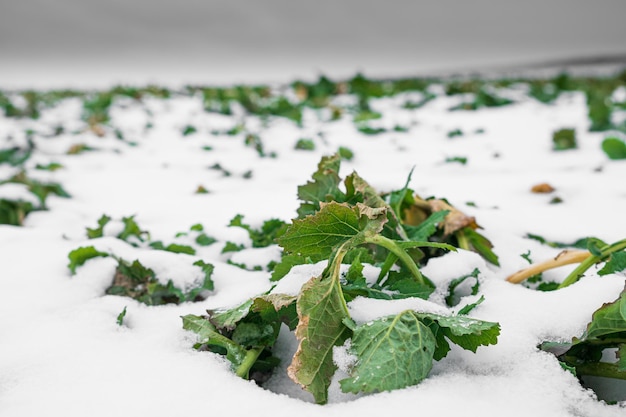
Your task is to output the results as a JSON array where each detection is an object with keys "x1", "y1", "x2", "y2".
[{"x1": 1, "y1": 81, "x2": 626, "y2": 416}]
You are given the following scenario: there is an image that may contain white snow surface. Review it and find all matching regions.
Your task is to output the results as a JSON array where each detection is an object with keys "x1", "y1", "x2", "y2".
[{"x1": 1, "y1": 81, "x2": 626, "y2": 416}]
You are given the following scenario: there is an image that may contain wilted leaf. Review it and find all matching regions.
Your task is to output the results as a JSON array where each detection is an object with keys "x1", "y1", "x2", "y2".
[
  {"x1": 427, "y1": 199, "x2": 478, "y2": 236},
  {"x1": 531, "y1": 183, "x2": 556, "y2": 193},
  {"x1": 288, "y1": 274, "x2": 351, "y2": 404}
]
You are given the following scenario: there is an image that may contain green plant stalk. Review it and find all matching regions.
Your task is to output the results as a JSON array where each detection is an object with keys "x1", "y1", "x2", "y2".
[
  {"x1": 571, "y1": 361, "x2": 626, "y2": 380},
  {"x1": 235, "y1": 347, "x2": 264, "y2": 379},
  {"x1": 559, "y1": 238, "x2": 626, "y2": 289},
  {"x1": 326, "y1": 240, "x2": 352, "y2": 315},
  {"x1": 456, "y1": 230, "x2": 471, "y2": 251},
  {"x1": 367, "y1": 234, "x2": 426, "y2": 285}
]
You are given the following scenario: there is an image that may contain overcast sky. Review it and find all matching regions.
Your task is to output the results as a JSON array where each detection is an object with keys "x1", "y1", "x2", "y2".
[{"x1": 2, "y1": 0, "x2": 626, "y2": 88}]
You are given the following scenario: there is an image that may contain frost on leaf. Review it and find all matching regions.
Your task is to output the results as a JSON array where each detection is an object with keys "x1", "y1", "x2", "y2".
[
  {"x1": 340, "y1": 311, "x2": 436, "y2": 394},
  {"x1": 339, "y1": 310, "x2": 499, "y2": 394}
]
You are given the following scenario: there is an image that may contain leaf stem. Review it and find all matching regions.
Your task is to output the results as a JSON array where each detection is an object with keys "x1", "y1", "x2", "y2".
[
  {"x1": 506, "y1": 250, "x2": 591, "y2": 284},
  {"x1": 456, "y1": 230, "x2": 471, "y2": 251},
  {"x1": 572, "y1": 361, "x2": 626, "y2": 380},
  {"x1": 235, "y1": 347, "x2": 264, "y2": 379},
  {"x1": 367, "y1": 234, "x2": 426, "y2": 285},
  {"x1": 558, "y1": 238, "x2": 626, "y2": 289}
]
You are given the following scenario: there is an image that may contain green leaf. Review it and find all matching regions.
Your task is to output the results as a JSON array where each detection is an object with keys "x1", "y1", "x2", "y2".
[
  {"x1": 269, "y1": 254, "x2": 313, "y2": 281},
  {"x1": 0, "y1": 198, "x2": 35, "y2": 226},
  {"x1": 296, "y1": 154, "x2": 345, "y2": 217},
  {"x1": 618, "y1": 344, "x2": 626, "y2": 372},
  {"x1": 107, "y1": 258, "x2": 208, "y2": 305},
  {"x1": 231, "y1": 322, "x2": 276, "y2": 347},
  {"x1": 278, "y1": 202, "x2": 378, "y2": 259},
  {"x1": 337, "y1": 146, "x2": 354, "y2": 161},
  {"x1": 222, "y1": 241, "x2": 245, "y2": 253},
  {"x1": 0, "y1": 147, "x2": 31, "y2": 166},
  {"x1": 342, "y1": 280, "x2": 395, "y2": 302},
  {"x1": 195, "y1": 233, "x2": 217, "y2": 246},
  {"x1": 116, "y1": 306, "x2": 127, "y2": 326},
  {"x1": 118, "y1": 216, "x2": 149, "y2": 244},
  {"x1": 163, "y1": 243, "x2": 196, "y2": 255},
  {"x1": 446, "y1": 268, "x2": 480, "y2": 307},
  {"x1": 602, "y1": 137, "x2": 626, "y2": 160},
  {"x1": 288, "y1": 274, "x2": 351, "y2": 404},
  {"x1": 191, "y1": 260, "x2": 215, "y2": 293},
  {"x1": 68, "y1": 246, "x2": 110, "y2": 274},
  {"x1": 385, "y1": 274, "x2": 435, "y2": 299},
  {"x1": 295, "y1": 138, "x2": 316, "y2": 151},
  {"x1": 552, "y1": 128, "x2": 577, "y2": 151},
  {"x1": 229, "y1": 214, "x2": 287, "y2": 248},
  {"x1": 587, "y1": 237, "x2": 607, "y2": 256},
  {"x1": 457, "y1": 295, "x2": 485, "y2": 315},
  {"x1": 86, "y1": 214, "x2": 111, "y2": 239},
  {"x1": 598, "y1": 251, "x2": 626, "y2": 276},
  {"x1": 463, "y1": 228, "x2": 499, "y2": 266},
  {"x1": 340, "y1": 310, "x2": 436, "y2": 394},
  {"x1": 182, "y1": 314, "x2": 247, "y2": 368},
  {"x1": 404, "y1": 211, "x2": 449, "y2": 242},
  {"x1": 584, "y1": 287, "x2": 626, "y2": 340},
  {"x1": 344, "y1": 253, "x2": 365, "y2": 284},
  {"x1": 209, "y1": 299, "x2": 255, "y2": 331},
  {"x1": 252, "y1": 294, "x2": 299, "y2": 330},
  {"x1": 416, "y1": 312, "x2": 500, "y2": 353}
]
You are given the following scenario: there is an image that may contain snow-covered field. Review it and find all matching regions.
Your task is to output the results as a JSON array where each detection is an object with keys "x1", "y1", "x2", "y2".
[{"x1": 1, "y1": 72, "x2": 625, "y2": 416}]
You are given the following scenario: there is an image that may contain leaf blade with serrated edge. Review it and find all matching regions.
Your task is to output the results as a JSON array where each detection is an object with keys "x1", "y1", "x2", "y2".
[
  {"x1": 278, "y1": 202, "x2": 387, "y2": 260},
  {"x1": 416, "y1": 312, "x2": 500, "y2": 353},
  {"x1": 278, "y1": 202, "x2": 360, "y2": 259}
]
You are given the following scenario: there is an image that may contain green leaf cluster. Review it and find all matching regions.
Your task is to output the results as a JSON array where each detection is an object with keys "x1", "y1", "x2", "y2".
[
  {"x1": 271, "y1": 154, "x2": 497, "y2": 284},
  {"x1": 228, "y1": 214, "x2": 288, "y2": 248},
  {"x1": 86, "y1": 214, "x2": 149, "y2": 244},
  {"x1": 183, "y1": 294, "x2": 297, "y2": 381},
  {"x1": 0, "y1": 198, "x2": 36, "y2": 226},
  {"x1": 68, "y1": 232, "x2": 215, "y2": 304},
  {"x1": 552, "y1": 128, "x2": 577, "y2": 151},
  {"x1": 0, "y1": 171, "x2": 71, "y2": 225},
  {"x1": 184, "y1": 154, "x2": 500, "y2": 404}
]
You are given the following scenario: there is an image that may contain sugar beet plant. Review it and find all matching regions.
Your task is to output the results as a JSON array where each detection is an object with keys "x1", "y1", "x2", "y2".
[{"x1": 183, "y1": 154, "x2": 500, "y2": 404}]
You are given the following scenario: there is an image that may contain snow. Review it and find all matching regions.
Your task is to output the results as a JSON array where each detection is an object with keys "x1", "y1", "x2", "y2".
[{"x1": 1, "y1": 75, "x2": 626, "y2": 416}]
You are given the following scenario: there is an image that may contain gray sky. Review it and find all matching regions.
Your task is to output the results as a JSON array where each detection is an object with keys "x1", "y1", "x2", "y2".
[{"x1": 2, "y1": 0, "x2": 626, "y2": 88}]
